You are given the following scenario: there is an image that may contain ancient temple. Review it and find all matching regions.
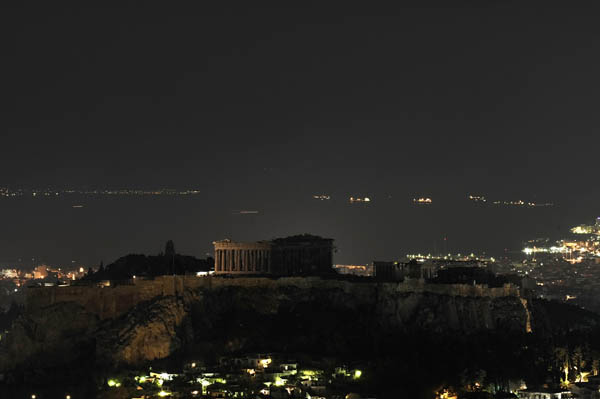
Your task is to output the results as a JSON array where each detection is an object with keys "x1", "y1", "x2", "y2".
[{"x1": 213, "y1": 234, "x2": 334, "y2": 276}]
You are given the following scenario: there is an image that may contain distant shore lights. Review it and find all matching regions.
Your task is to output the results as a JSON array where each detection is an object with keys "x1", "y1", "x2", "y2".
[
  {"x1": 413, "y1": 197, "x2": 432, "y2": 204},
  {"x1": 349, "y1": 196, "x2": 371, "y2": 203}
]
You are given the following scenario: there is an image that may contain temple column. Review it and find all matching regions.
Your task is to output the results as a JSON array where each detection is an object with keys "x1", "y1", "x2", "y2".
[
  {"x1": 260, "y1": 249, "x2": 265, "y2": 273},
  {"x1": 215, "y1": 250, "x2": 220, "y2": 272},
  {"x1": 220, "y1": 250, "x2": 224, "y2": 272},
  {"x1": 258, "y1": 249, "x2": 265, "y2": 273}
]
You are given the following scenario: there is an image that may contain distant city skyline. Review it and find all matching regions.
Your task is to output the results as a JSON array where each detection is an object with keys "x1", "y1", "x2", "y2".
[{"x1": 0, "y1": 184, "x2": 557, "y2": 205}]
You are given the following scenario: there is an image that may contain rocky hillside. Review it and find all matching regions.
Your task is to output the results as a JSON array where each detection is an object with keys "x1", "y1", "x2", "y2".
[{"x1": 0, "y1": 278, "x2": 597, "y2": 382}]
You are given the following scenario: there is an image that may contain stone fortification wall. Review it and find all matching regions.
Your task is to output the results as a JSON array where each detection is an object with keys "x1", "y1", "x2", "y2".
[
  {"x1": 26, "y1": 276, "x2": 522, "y2": 320},
  {"x1": 26, "y1": 277, "x2": 202, "y2": 319}
]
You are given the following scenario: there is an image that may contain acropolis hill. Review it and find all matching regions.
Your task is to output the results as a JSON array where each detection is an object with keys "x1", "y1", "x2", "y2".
[
  {"x1": 26, "y1": 275, "x2": 527, "y2": 322},
  {"x1": 5, "y1": 271, "x2": 600, "y2": 383},
  {"x1": 5, "y1": 238, "x2": 600, "y2": 382}
]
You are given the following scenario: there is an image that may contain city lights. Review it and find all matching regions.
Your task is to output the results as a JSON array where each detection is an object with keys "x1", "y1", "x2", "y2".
[
  {"x1": 0, "y1": 186, "x2": 203, "y2": 197},
  {"x1": 349, "y1": 196, "x2": 371, "y2": 203},
  {"x1": 413, "y1": 197, "x2": 432, "y2": 204}
]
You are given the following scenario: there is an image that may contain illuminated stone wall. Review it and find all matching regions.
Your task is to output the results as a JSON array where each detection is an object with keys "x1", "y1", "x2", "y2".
[{"x1": 26, "y1": 276, "x2": 203, "y2": 319}]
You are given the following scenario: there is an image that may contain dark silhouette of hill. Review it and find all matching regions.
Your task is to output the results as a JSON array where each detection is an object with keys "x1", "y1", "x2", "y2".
[{"x1": 83, "y1": 240, "x2": 213, "y2": 281}]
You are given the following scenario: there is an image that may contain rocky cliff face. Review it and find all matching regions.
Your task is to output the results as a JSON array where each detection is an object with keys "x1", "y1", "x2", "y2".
[
  {"x1": 375, "y1": 291, "x2": 529, "y2": 332},
  {"x1": 95, "y1": 296, "x2": 188, "y2": 366},
  {"x1": 184, "y1": 283, "x2": 532, "y2": 358},
  {"x1": 0, "y1": 278, "x2": 560, "y2": 378}
]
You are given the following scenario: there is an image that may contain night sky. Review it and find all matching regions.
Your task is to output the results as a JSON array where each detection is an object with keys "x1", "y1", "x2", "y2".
[{"x1": 1, "y1": 2, "x2": 599, "y2": 266}]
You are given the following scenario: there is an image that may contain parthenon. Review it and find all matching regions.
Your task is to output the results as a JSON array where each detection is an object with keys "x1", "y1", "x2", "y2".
[
  {"x1": 213, "y1": 234, "x2": 334, "y2": 276},
  {"x1": 213, "y1": 240, "x2": 272, "y2": 274}
]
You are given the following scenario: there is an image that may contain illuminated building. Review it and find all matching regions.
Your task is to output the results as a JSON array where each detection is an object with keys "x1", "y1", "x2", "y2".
[
  {"x1": 33, "y1": 265, "x2": 48, "y2": 279},
  {"x1": 468, "y1": 195, "x2": 486, "y2": 203},
  {"x1": 413, "y1": 197, "x2": 432, "y2": 204},
  {"x1": 213, "y1": 234, "x2": 333, "y2": 275},
  {"x1": 1, "y1": 269, "x2": 18, "y2": 278},
  {"x1": 349, "y1": 196, "x2": 370, "y2": 203}
]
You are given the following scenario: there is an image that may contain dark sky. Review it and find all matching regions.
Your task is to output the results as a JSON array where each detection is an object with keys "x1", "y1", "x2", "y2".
[{"x1": 1, "y1": 2, "x2": 599, "y2": 265}]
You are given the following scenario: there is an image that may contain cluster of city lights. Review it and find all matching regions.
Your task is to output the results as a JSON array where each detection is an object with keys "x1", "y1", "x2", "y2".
[
  {"x1": 522, "y1": 243, "x2": 600, "y2": 264},
  {"x1": 468, "y1": 194, "x2": 553, "y2": 207},
  {"x1": 522, "y1": 219, "x2": 600, "y2": 264},
  {"x1": 349, "y1": 196, "x2": 371, "y2": 203},
  {"x1": 312, "y1": 194, "x2": 331, "y2": 200},
  {"x1": 571, "y1": 219, "x2": 600, "y2": 235},
  {"x1": 406, "y1": 253, "x2": 496, "y2": 263},
  {"x1": 491, "y1": 200, "x2": 553, "y2": 207},
  {"x1": 100, "y1": 355, "x2": 362, "y2": 398},
  {"x1": 468, "y1": 195, "x2": 486, "y2": 202},
  {"x1": 522, "y1": 247, "x2": 568, "y2": 255},
  {"x1": 413, "y1": 197, "x2": 432, "y2": 204},
  {"x1": 0, "y1": 187, "x2": 202, "y2": 197}
]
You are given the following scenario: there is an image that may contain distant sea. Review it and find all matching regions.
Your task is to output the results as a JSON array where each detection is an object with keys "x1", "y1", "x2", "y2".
[{"x1": 0, "y1": 194, "x2": 591, "y2": 268}]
